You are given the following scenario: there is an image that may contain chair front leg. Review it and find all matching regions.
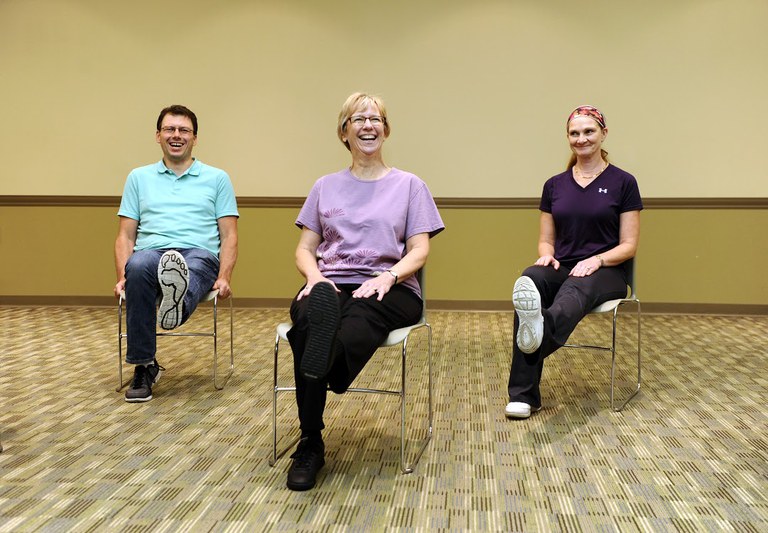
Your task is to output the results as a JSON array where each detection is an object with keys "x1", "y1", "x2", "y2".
[
  {"x1": 213, "y1": 295, "x2": 234, "y2": 390},
  {"x1": 399, "y1": 323, "x2": 433, "y2": 474},
  {"x1": 117, "y1": 296, "x2": 131, "y2": 391},
  {"x1": 611, "y1": 299, "x2": 642, "y2": 412},
  {"x1": 270, "y1": 333, "x2": 299, "y2": 467}
]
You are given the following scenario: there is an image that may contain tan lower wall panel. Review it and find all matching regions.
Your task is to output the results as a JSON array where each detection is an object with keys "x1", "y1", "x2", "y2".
[{"x1": 1, "y1": 205, "x2": 767, "y2": 306}]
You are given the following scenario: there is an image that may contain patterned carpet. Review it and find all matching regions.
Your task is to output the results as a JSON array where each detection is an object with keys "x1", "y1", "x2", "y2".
[{"x1": 0, "y1": 305, "x2": 766, "y2": 532}]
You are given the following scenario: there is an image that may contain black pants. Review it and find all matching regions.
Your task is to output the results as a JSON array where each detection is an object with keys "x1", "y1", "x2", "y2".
[
  {"x1": 287, "y1": 284, "x2": 423, "y2": 434},
  {"x1": 507, "y1": 264, "x2": 629, "y2": 407}
]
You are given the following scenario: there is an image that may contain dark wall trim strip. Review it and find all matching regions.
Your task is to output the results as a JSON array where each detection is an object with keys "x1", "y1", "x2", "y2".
[
  {"x1": 2, "y1": 296, "x2": 766, "y2": 316},
  {"x1": 1, "y1": 195, "x2": 122, "y2": 207},
  {"x1": 1, "y1": 196, "x2": 766, "y2": 209}
]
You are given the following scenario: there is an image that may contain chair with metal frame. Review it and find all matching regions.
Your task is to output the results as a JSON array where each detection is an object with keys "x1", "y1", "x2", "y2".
[
  {"x1": 563, "y1": 257, "x2": 641, "y2": 411},
  {"x1": 269, "y1": 270, "x2": 433, "y2": 475},
  {"x1": 117, "y1": 289, "x2": 234, "y2": 392}
]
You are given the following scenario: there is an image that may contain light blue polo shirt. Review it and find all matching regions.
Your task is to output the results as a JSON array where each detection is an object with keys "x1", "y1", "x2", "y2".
[{"x1": 118, "y1": 159, "x2": 239, "y2": 257}]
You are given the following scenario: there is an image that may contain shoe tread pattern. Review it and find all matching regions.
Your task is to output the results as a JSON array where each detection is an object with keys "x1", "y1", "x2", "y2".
[{"x1": 300, "y1": 282, "x2": 340, "y2": 381}]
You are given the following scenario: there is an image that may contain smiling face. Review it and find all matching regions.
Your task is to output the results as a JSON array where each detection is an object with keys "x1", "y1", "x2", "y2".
[
  {"x1": 567, "y1": 116, "x2": 607, "y2": 160},
  {"x1": 340, "y1": 102, "x2": 389, "y2": 157},
  {"x1": 156, "y1": 114, "x2": 197, "y2": 166}
]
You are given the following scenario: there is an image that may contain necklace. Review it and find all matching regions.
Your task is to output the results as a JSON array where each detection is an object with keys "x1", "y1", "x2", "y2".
[{"x1": 574, "y1": 163, "x2": 607, "y2": 180}]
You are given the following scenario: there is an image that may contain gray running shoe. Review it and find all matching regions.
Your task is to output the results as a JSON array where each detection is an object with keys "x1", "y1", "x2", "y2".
[
  {"x1": 125, "y1": 360, "x2": 165, "y2": 402},
  {"x1": 158, "y1": 250, "x2": 189, "y2": 330}
]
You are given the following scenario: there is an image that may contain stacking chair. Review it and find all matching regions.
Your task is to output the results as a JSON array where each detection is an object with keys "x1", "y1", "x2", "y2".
[
  {"x1": 269, "y1": 271, "x2": 433, "y2": 474},
  {"x1": 117, "y1": 289, "x2": 234, "y2": 391},
  {"x1": 564, "y1": 257, "x2": 641, "y2": 411}
]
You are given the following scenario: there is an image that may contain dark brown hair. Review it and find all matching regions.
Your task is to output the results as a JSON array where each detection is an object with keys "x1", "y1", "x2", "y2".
[{"x1": 156, "y1": 105, "x2": 198, "y2": 135}]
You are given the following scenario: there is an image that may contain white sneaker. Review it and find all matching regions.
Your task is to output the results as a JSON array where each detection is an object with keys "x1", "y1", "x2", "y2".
[
  {"x1": 505, "y1": 402, "x2": 542, "y2": 419},
  {"x1": 513, "y1": 276, "x2": 543, "y2": 354}
]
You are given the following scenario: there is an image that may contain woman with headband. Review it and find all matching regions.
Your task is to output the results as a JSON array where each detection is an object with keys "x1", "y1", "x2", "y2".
[{"x1": 505, "y1": 105, "x2": 643, "y2": 419}]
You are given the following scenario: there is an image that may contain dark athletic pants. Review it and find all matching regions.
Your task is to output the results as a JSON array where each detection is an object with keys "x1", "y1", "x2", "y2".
[
  {"x1": 287, "y1": 284, "x2": 422, "y2": 434},
  {"x1": 507, "y1": 264, "x2": 628, "y2": 408}
]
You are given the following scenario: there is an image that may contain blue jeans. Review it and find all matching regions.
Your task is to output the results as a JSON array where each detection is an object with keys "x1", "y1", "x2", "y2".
[{"x1": 124, "y1": 248, "x2": 219, "y2": 365}]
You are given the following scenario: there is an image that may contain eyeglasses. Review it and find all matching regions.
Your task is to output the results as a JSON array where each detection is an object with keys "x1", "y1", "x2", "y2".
[
  {"x1": 348, "y1": 115, "x2": 385, "y2": 126},
  {"x1": 160, "y1": 126, "x2": 195, "y2": 135}
]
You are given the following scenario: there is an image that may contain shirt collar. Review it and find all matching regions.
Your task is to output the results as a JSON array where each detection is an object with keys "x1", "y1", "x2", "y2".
[{"x1": 155, "y1": 158, "x2": 201, "y2": 178}]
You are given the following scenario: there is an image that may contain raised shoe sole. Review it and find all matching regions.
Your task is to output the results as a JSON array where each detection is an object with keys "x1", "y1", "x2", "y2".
[
  {"x1": 158, "y1": 250, "x2": 189, "y2": 330},
  {"x1": 513, "y1": 276, "x2": 544, "y2": 354},
  {"x1": 300, "y1": 282, "x2": 340, "y2": 381}
]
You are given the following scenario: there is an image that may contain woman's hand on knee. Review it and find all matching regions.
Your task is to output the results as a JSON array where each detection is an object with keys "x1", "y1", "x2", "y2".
[
  {"x1": 569, "y1": 257, "x2": 601, "y2": 277},
  {"x1": 352, "y1": 275, "x2": 395, "y2": 301},
  {"x1": 535, "y1": 255, "x2": 560, "y2": 270},
  {"x1": 297, "y1": 277, "x2": 339, "y2": 301}
]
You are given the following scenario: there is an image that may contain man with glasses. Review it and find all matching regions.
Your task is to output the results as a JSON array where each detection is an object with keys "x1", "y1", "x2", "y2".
[{"x1": 114, "y1": 104, "x2": 239, "y2": 402}]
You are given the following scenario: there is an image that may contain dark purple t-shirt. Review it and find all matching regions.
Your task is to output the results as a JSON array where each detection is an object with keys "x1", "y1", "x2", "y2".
[{"x1": 540, "y1": 164, "x2": 643, "y2": 269}]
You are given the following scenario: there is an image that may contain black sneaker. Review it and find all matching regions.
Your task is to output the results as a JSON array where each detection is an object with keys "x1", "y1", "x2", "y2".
[
  {"x1": 286, "y1": 437, "x2": 325, "y2": 491},
  {"x1": 300, "y1": 282, "x2": 340, "y2": 381},
  {"x1": 158, "y1": 250, "x2": 189, "y2": 330},
  {"x1": 125, "y1": 360, "x2": 164, "y2": 403}
]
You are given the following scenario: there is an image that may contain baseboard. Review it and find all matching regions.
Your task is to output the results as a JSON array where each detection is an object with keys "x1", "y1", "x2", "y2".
[
  {"x1": 1, "y1": 296, "x2": 766, "y2": 315},
  {"x1": 429, "y1": 300, "x2": 768, "y2": 315}
]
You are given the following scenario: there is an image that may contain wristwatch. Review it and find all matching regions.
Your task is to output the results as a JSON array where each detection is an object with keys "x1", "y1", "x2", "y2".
[{"x1": 385, "y1": 269, "x2": 398, "y2": 283}]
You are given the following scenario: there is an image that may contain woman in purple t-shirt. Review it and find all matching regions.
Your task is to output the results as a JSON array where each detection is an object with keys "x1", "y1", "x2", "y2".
[
  {"x1": 506, "y1": 105, "x2": 643, "y2": 420},
  {"x1": 284, "y1": 92, "x2": 445, "y2": 490}
]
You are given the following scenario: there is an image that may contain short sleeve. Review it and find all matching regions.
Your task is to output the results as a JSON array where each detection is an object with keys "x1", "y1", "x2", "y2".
[
  {"x1": 296, "y1": 180, "x2": 323, "y2": 235},
  {"x1": 117, "y1": 172, "x2": 140, "y2": 220},
  {"x1": 539, "y1": 178, "x2": 554, "y2": 213},
  {"x1": 215, "y1": 172, "x2": 240, "y2": 218},
  {"x1": 620, "y1": 174, "x2": 643, "y2": 213},
  {"x1": 405, "y1": 180, "x2": 444, "y2": 239}
]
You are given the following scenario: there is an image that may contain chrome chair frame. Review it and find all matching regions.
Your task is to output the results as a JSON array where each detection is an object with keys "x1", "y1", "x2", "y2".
[
  {"x1": 117, "y1": 289, "x2": 234, "y2": 391},
  {"x1": 269, "y1": 273, "x2": 433, "y2": 474},
  {"x1": 564, "y1": 258, "x2": 641, "y2": 411}
]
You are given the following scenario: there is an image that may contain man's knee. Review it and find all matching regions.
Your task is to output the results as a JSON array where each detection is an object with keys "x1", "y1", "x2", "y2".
[
  {"x1": 181, "y1": 248, "x2": 218, "y2": 271},
  {"x1": 125, "y1": 250, "x2": 161, "y2": 279}
]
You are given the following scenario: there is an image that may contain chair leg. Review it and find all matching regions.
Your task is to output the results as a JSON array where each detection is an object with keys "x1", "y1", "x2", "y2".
[
  {"x1": 270, "y1": 324, "x2": 433, "y2": 474},
  {"x1": 117, "y1": 296, "x2": 131, "y2": 392},
  {"x1": 213, "y1": 295, "x2": 234, "y2": 390},
  {"x1": 399, "y1": 323, "x2": 433, "y2": 474},
  {"x1": 611, "y1": 299, "x2": 642, "y2": 412},
  {"x1": 270, "y1": 334, "x2": 299, "y2": 467}
]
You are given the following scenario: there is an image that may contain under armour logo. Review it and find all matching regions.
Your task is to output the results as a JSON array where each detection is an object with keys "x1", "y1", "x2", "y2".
[{"x1": 598, "y1": 188, "x2": 608, "y2": 194}]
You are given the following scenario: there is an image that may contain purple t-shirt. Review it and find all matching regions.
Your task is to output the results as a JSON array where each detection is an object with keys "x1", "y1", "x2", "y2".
[
  {"x1": 540, "y1": 164, "x2": 643, "y2": 269},
  {"x1": 296, "y1": 167, "x2": 444, "y2": 297}
]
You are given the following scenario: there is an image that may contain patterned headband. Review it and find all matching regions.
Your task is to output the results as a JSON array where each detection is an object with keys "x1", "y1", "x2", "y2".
[{"x1": 567, "y1": 105, "x2": 606, "y2": 129}]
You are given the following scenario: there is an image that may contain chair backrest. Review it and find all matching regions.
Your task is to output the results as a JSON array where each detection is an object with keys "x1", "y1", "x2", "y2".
[
  {"x1": 625, "y1": 257, "x2": 637, "y2": 299},
  {"x1": 416, "y1": 268, "x2": 427, "y2": 320}
]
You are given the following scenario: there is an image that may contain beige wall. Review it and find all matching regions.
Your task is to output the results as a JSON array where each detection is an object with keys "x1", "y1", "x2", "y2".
[
  {"x1": 1, "y1": 1, "x2": 766, "y2": 310},
  {"x1": 1, "y1": 0, "x2": 767, "y2": 198},
  {"x1": 1, "y1": 205, "x2": 766, "y2": 310}
]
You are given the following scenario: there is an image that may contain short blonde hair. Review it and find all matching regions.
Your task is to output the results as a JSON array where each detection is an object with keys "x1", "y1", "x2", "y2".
[{"x1": 337, "y1": 92, "x2": 390, "y2": 151}]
